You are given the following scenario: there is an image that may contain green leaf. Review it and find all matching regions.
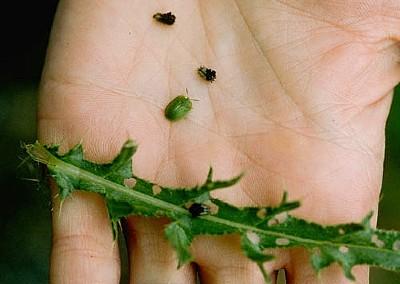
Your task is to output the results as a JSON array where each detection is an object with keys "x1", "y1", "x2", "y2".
[
  {"x1": 131, "y1": 167, "x2": 242, "y2": 207},
  {"x1": 107, "y1": 199, "x2": 133, "y2": 238},
  {"x1": 241, "y1": 232, "x2": 274, "y2": 284},
  {"x1": 165, "y1": 217, "x2": 194, "y2": 267},
  {"x1": 241, "y1": 231, "x2": 274, "y2": 263},
  {"x1": 26, "y1": 140, "x2": 400, "y2": 283},
  {"x1": 104, "y1": 140, "x2": 137, "y2": 183},
  {"x1": 51, "y1": 171, "x2": 74, "y2": 199}
]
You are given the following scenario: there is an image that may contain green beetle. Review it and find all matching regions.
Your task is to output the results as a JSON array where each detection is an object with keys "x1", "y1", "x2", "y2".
[{"x1": 164, "y1": 90, "x2": 193, "y2": 121}]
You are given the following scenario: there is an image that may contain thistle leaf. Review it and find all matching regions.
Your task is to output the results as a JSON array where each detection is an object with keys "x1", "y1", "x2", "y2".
[
  {"x1": 165, "y1": 217, "x2": 194, "y2": 267},
  {"x1": 241, "y1": 231, "x2": 274, "y2": 262},
  {"x1": 26, "y1": 140, "x2": 400, "y2": 283}
]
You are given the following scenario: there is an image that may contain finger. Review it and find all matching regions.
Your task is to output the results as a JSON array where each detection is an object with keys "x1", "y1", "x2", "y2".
[
  {"x1": 41, "y1": 1, "x2": 129, "y2": 282},
  {"x1": 193, "y1": 235, "x2": 289, "y2": 284},
  {"x1": 50, "y1": 184, "x2": 120, "y2": 283},
  {"x1": 125, "y1": 217, "x2": 196, "y2": 284},
  {"x1": 286, "y1": 248, "x2": 368, "y2": 284}
]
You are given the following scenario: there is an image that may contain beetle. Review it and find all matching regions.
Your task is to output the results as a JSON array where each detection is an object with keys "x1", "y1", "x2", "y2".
[
  {"x1": 198, "y1": 66, "x2": 217, "y2": 82},
  {"x1": 188, "y1": 203, "x2": 210, "y2": 217},
  {"x1": 153, "y1": 12, "x2": 176, "y2": 25},
  {"x1": 164, "y1": 89, "x2": 194, "y2": 121}
]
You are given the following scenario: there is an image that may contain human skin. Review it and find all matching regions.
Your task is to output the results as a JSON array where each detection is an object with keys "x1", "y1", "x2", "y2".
[{"x1": 38, "y1": 1, "x2": 400, "y2": 283}]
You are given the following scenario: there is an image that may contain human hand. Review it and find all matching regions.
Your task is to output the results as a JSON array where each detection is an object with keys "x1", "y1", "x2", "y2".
[{"x1": 39, "y1": 1, "x2": 400, "y2": 283}]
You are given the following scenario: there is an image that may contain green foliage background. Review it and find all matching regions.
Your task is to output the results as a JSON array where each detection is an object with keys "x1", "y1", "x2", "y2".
[{"x1": 0, "y1": 2, "x2": 399, "y2": 283}]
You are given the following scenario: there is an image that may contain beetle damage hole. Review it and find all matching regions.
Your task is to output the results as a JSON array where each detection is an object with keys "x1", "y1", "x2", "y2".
[
  {"x1": 246, "y1": 231, "x2": 260, "y2": 245},
  {"x1": 204, "y1": 201, "x2": 219, "y2": 215},
  {"x1": 124, "y1": 178, "x2": 137, "y2": 188},
  {"x1": 371, "y1": 234, "x2": 385, "y2": 248},
  {"x1": 152, "y1": 184, "x2": 162, "y2": 195},
  {"x1": 257, "y1": 208, "x2": 267, "y2": 219},
  {"x1": 393, "y1": 240, "x2": 400, "y2": 251},
  {"x1": 275, "y1": 238, "x2": 290, "y2": 246}
]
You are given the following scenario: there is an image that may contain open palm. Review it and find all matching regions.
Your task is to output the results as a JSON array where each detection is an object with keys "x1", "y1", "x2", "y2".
[{"x1": 39, "y1": 1, "x2": 400, "y2": 283}]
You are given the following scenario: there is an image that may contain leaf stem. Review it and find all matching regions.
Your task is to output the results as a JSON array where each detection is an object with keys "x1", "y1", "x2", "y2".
[
  {"x1": 27, "y1": 142, "x2": 189, "y2": 216},
  {"x1": 257, "y1": 262, "x2": 271, "y2": 284},
  {"x1": 26, "y1": 142, "x2": 400, "y2": 259}
]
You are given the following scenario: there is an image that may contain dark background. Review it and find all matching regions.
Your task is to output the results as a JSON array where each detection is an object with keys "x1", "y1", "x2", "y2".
[{"x1": 0, "y1": 1, "x2": 399, "y2": 283}]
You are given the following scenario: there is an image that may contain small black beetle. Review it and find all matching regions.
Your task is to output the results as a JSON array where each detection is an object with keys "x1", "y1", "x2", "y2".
[
  {"x1": 153, "y1": 12, "x2": 176, "y2": 25},
  {"x1": 188, "y1": 203, "x2": 210, "y2": 217},
  {"x1": 198, "y1": 66, "x2": 217, "y2": 82}
]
